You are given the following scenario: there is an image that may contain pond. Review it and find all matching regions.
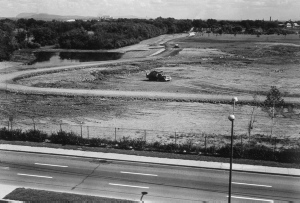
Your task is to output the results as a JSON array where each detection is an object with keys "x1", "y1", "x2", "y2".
[{"x1": 29, "y1": 51, "x2": 123, "y2": 66}]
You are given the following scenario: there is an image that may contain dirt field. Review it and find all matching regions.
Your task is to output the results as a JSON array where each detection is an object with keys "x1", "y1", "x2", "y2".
[
  {"x1": 2, "y1": 33, "x2": 300, "y2": 144},
  {"x1": 1, "y1": 91, "x2": 300, "y2": 143},
  {"x1": 17, "y1": 34, "x2": 300, "y2": 96}
]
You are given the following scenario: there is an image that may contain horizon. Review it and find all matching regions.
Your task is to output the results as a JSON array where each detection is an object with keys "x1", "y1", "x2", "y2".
[
  {"x1": 1, "y1": 12, "x2": 299, "y2": 22},
  {"x1": 0, "y1": 0, "x2": 300, "y2": 21}
]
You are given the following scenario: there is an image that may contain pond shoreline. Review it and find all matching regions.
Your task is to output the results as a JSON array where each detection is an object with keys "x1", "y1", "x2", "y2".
[
  {"x1": 34, "y1": 48, "x2": 125, "y2": 53},
  {"x1": 8, "y1": 34, "x2": 186, "y2": 65},
  {"x1": 11, "y1": 48, "x2": 125, "y2": 66}
]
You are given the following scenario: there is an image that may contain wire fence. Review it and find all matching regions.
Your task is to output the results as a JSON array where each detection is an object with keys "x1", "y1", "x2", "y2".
[{"x1": 2, "y1": 121, "x2": 300, "y2": 150}]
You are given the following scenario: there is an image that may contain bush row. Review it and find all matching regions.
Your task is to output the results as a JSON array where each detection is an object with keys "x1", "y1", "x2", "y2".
[{"x1": 0, "y1": 128, "x2": 299, "y2": 164}]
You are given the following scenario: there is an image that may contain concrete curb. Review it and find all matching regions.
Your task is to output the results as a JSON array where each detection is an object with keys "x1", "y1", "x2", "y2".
[{"x1": 1, "y1": 144, "x2": 300, "y2": 177}]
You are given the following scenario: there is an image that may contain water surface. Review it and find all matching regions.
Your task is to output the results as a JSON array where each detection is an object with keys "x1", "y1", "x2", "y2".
[{"x1": 30, "y1": 51, "x2": 123, "y2": 66}]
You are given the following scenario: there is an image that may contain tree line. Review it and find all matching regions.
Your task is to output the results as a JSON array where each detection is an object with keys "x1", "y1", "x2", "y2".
[{"x1": 1, "y1": 17, "x2": 299, "y2": 61}]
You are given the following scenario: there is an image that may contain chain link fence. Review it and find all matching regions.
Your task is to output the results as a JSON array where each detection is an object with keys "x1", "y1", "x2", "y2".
[{"x1": 1, "y1": 121, "x2": 299, "y2": 151}]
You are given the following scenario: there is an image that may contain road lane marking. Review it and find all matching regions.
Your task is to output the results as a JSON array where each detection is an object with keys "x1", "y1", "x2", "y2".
[
  {"x1": 228, "y1": 196, "x2": 274, "y2": 202},
  {"x1": 17, "y1": 173, "x2": 53, "y2": 179},
  {"x1": 120, "y1": 171, "x2": 158, "y2": 176},
  {"x1": 109, "y1": 183, "x2": 149, "y2": 189},
  {"x1": 0, "y1": 167, "x2": 9, "y2": 170},
  {"x1": 35, "y1": 163, "x2": 68, "y2": 168},
  {"x1": 232, "y1": 182, "x2": 272, "y2": 187}
]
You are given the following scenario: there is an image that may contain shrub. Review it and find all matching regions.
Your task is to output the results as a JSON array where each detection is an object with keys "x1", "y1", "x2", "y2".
[
  {"x1": 264, "y1": 86, "x2": 285, "y2": 107},
  {"x1": 160, "y1": 143, "x2": 178, "y2": 153},
  {"x1": 24, "y1": 129, "x2": 47, "y2": 142},
  {"x1": 147, "y1": 141, "x2": 162, "y2": 151},
  {"x1": 118, "y1": 136, "x2": 132, "y2": 149},
  {"x1": 275, "y1": 148, "x2": 300, "y2": 164},
  {"x1": 49, "y1": 131, "x2": 82, "y2": 145},
  {"x1": 131, "y1": 138, "x2": 146, "y2": 150},
  {"x1": 0, "y1": 128, "x2": 23, "y2": 141},
  {"x1": 89, "y1": 138, "x2": 108, "y2": 147}
]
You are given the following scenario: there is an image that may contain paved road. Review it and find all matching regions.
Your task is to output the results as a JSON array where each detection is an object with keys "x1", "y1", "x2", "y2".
[{"x1": 0, "y1": 151, "x2": 299, "y2": 202}]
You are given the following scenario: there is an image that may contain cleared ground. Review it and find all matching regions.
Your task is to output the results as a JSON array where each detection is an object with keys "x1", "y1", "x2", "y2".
[
  {"x1": 1, "y1": 33, "x2": 300, "y2": 144},
  {"x1": 17, "y1": 34, "x2": 300, "y2": 96}
]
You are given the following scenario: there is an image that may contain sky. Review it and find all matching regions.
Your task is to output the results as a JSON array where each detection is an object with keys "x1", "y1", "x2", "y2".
[{"x1": 0, "y1": 0, "x2": 300, "y2": 20}]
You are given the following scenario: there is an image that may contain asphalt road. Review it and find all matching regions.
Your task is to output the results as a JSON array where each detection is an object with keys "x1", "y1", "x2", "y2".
[{"x1": 0, "y1": 151, "x2": 299, "y2": 202}]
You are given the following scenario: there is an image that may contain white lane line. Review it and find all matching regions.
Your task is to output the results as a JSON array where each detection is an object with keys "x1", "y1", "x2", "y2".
[
  {"x1": 109, "y1": 183, "x2": 149, "y2": 189},
  {"x1": 17, "y1": 173, "x2": 53, "y2": 179},
  {"x1": 232, "y1": 182, "x2": 272, "y2": 188},
  {"x1": 120, "y1": 171, "x2": 158, "y2": 176},
  {"x1": 228, "y1": 195, "x2": 274, "y2": 202},
  {"x1": 0, "y1": 167, "x2": 9, "y2": 170},
  {"x1": 35, "y1": 163, "x2": 68, "y2": 168}
]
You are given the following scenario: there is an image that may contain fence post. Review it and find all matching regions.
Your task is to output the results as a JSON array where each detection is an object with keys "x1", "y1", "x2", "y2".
[
  {"x1": 241, "y1": 135, "x2": 243, "y2": 158},
  {"x1": 144, "y1": 130, "x2": 146, "y2": 142},
  {"x1": 115, "y1": 128, "x2": 117, "y2": 141},
  {"x1": 205, "y1": 136, "x2": 207, "y2": 154},
  {"x1": 175, "y1": 131, "x2": 177, "y2": 145},
  {"x1": 241, "y1": 135, "x2": 243, "y2": 146},
  {"x1": 87, "y1": 126, "x2": 89, "y2": 139},
  {"x1": 273, "y1": 138, "x2": 277, "y2": 159}
]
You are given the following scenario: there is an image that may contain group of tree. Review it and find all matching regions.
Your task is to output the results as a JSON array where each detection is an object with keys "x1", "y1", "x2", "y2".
[{"x1": 1, "y1": 17, "x2": 299, "y2": 61}]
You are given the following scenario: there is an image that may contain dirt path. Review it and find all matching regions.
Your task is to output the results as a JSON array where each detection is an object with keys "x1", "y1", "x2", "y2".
[
  {"x1": 1, "y1": 59, "x2": 300, "y2": 105},
  {"x1": 1, "y1": 34, "x2": 300, "y2": 105}
]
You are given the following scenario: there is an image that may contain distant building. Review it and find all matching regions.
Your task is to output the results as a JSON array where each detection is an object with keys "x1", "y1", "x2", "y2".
[
  {"x1": 66, "y1": 19, "x2": 76, "y2": 22},
  {"x1": 284, "y1": 21, "x2": 300, "y2": 29},
  {"x1": 100, "y1": 15, "x2": 113, "y2": 20},
  {"x1": 286, "y1": 23, "x2": 292, "y2": 28}
]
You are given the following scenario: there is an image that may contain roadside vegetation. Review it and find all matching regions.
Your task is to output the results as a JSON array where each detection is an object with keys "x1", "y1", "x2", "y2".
[
  {"x1": 0, "y1": 127, "x2": 299, "y2": 166},
  {"x1": 4, "y1": 188, "x2": 138, "y2": 203}
]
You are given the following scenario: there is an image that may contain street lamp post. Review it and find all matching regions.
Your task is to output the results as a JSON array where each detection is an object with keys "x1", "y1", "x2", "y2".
[
  {"x1": 140, "y1": 192, "x2": 148, "y2": 202},
  {"x1": 228, "y1": 97, "x2": 238, "y2": 203},
  {"x1": 228, "y1": 114, "x2": 235, "y2": 203}
]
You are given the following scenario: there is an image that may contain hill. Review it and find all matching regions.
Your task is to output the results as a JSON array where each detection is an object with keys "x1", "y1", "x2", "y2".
[{"x1": 16, "y1": 13, "x2": 95, "y2": 21}]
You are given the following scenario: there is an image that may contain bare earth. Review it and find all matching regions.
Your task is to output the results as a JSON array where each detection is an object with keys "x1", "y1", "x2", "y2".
[{"x1": 1, "y1": 33, "x2": 300, "y2": 145}]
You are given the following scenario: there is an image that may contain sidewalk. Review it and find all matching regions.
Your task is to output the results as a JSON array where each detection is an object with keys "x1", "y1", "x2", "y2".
[{"x1": 1, "y1": 144, "x2": 300, "y2": 176}]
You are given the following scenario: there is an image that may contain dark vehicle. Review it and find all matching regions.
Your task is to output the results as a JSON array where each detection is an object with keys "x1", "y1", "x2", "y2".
[{"x1": 146, "y1": 71, "x2": 172, "y2": 82}]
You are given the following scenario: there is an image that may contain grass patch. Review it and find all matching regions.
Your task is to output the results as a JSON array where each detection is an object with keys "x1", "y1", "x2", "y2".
[{"x1": 4, "y1": 188, "x2": 138, "y2": 202}]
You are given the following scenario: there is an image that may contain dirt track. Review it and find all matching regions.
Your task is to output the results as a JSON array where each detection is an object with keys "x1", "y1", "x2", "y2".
[
  {"x1": 1, "y1": 53, "x2": 300, "y2": 105},
  {"x1": 1, "y1": 33, "x2": 300, "y2": 141}
]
